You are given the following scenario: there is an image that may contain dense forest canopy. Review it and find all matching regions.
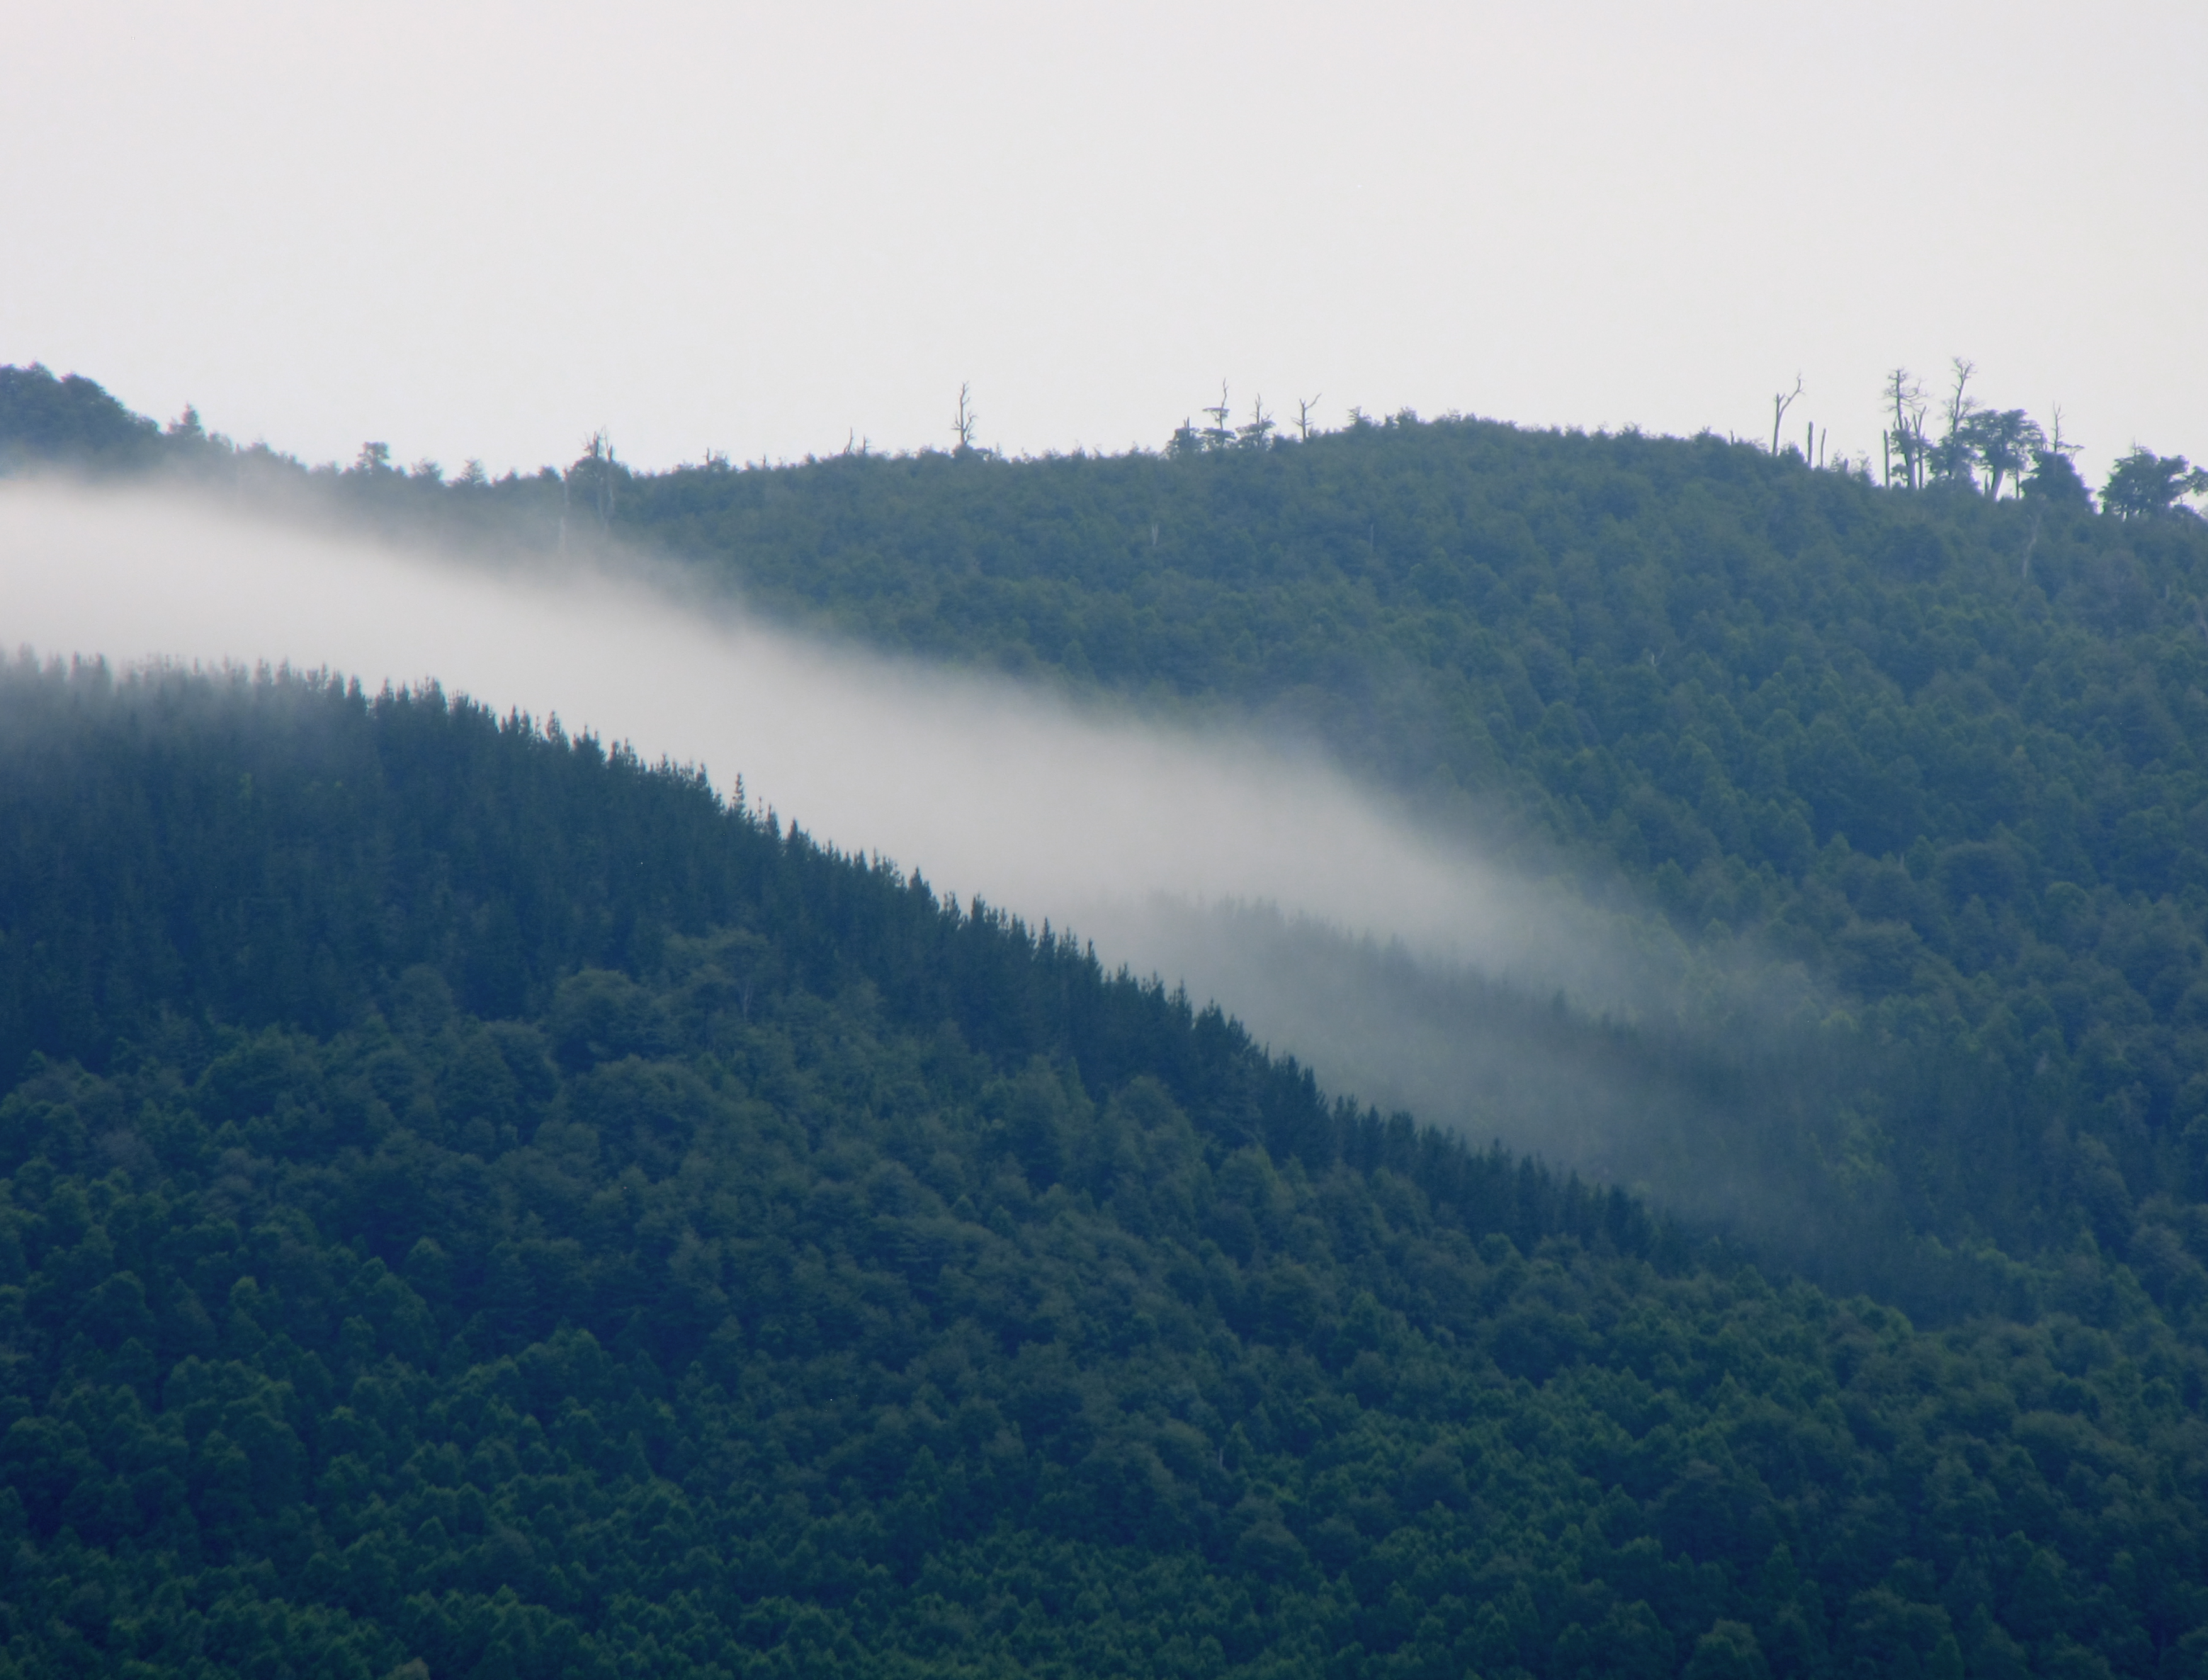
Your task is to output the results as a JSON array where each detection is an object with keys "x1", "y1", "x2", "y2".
[
  {"x1": 21, "y1": 362, "x2": 2207, "y2": 1276},
  {"x1": 603, "y1": 405, "x2": 2208, "y2": 1279},
  {"x1": 0, "y1": 663, "x2": 2202, "y2": 1680},
  {"x1": 6, "y1": 365, "x2": 2208, "y2": 1676}
]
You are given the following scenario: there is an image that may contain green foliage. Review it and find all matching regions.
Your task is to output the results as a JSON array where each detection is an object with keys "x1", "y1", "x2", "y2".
[
  {"x1": 11, "y1": 373, "x2": 2208, "y2": 1672},
  {"x1": 583, "y1": 418, "x2": 2208, "y2": 1277},
  {"x1": 14, "y1": 372, "x2": 2208, "y2": 1283},
  {"x1": 0, "y1": 364, "x2": 162, "y2": 471},
  {"x1": 2102, "y1": 449, "x2": 2208, "y2": 522},
  {"x1": 28, "y1": 371, "x2": 2208, "y2": 1285},
  {"x1": 1, "y1": 665, "x2": 2205, "y2": 1678}
]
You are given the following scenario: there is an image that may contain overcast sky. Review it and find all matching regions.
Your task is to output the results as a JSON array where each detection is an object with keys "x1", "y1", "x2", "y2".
[{"x1": 6, "y1": 1, "x2": 2200, "y2": 487}]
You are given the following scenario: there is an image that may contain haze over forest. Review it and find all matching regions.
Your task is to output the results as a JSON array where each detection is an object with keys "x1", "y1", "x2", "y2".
[{"x1": 1, "y1": 364, "x2": 2207, "y2": 1679}]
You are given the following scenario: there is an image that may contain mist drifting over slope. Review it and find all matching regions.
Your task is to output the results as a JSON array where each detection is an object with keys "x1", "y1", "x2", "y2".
[{"x1": 0, "y1": 480, "x2": 1793, "y2": 1210}]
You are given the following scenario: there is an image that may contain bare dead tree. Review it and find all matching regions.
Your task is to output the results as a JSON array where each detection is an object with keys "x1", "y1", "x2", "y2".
[
  {"x1": 1882, "y1": 367, "x2": 1930, "y2": 488},
  {"x1": 953, "y1": 383, "x2": 978, "y2": 452},
  {"x1": 1771, "y1": 376, "x2": 1803, "y2": 455},
  {"x1": 1203, "y1": 382, "x2": 1234, "y2": 451},
  {"x1": 2048, "y1": 403, "x2": 2081, "y2": 461},
  {"x1": 578, "y1": 429, "x2": 616, "y2": 529},
  {"x1": 1932, "y1": 358, "x2": 1980, "y2": 485},
  {"x1": 1944, "y1": 358, "x2": 1978, "y2": 434},
  {"x1": 1295, "y1": 394, "x2": 1322, "y2": 443},
  {"x1": 1239, "y1": 395, "x2": 1276, "y2": 449}
]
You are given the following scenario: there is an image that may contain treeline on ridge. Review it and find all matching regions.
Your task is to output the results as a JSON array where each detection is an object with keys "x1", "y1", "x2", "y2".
[{"x1": 9, "y1": 364, "x2": 2208, "y2": 1315}]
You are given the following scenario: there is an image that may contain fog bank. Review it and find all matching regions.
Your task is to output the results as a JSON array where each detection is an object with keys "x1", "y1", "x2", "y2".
[{"x1": 1, "y1": 480, "x2": 1765, "y2": 1195}]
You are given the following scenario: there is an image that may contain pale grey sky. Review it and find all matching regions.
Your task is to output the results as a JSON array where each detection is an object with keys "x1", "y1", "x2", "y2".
[{"x1": 6, "y1": 1, "x2": 2200, "y2": 487}]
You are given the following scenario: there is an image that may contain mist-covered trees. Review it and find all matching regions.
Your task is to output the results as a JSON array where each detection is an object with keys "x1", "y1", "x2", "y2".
[
  {"x1": 1, "y1": 663, "x2": 2205, "y2": 1679},
  {"x1": 589, "y1": 412, "x2": 2208, "y2": 1300},
  {"x1": 11, "y1": 361, "x2": 2208, "y2": 1293},
  {"x1": 10, "y1": 364, "x2": 2208, "y2": 1671},
  {"x1": 18, "y1": 362, "x2": 2208, "y2": 1282},
  {"x1": 0, "y1": 364, "x2": 161, "y2": 470}
]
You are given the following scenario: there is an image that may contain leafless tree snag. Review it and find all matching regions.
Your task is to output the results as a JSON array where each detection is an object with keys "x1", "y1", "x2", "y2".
[
  {"x1": 1771, "y1": 376, "x2": 1803, "y2": 456},
  {"x1": 1203, "y1": 383, "x2": 1233, "y2": 451}
]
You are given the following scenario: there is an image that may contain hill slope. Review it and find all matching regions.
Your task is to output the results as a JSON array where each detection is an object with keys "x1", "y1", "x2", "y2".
[
  {"x1": 13, "y1": 372, "x2": 2208, "y2": 1297},
  {"x1": 0, "y1": 663, "x2": 2204, "y2": 1679},
  {"x1": 604, "y1": 423, "x2": 2208, "y2": 1279}
]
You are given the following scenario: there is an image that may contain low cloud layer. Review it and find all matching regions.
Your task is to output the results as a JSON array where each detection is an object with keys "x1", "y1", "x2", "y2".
[{"x1": 1, "y1": 480, "x2": 1782, "y2": 1208}]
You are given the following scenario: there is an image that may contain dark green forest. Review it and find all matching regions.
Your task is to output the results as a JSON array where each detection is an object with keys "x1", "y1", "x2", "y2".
[
  {"x1": 5, "y1": 364, "x2": 2208, "y2": 1676},
  {"x1": 1, "y1": 664, "x2": 2205, "y2": 1680},
  {"x1": 601, "y1": 412, "x2": 2208, "y2": 1281}
]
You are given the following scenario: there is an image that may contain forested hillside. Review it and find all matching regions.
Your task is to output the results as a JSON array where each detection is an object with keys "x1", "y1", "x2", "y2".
[
  {"x1": 1, "y1": 663, "x2": 2205, "y2": 1680},
  {"x1": 10, "y1": 364, "x2": 2208, "y2": 1288},
  {"x1": 602, "y1": 414, "x2": 2208, "y2": 1301}
]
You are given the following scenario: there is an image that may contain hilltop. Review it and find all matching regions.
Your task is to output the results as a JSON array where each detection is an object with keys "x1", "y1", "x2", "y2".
[{"x1": 11, "y1": 364, "x2": 2208, "y2": 1299}]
